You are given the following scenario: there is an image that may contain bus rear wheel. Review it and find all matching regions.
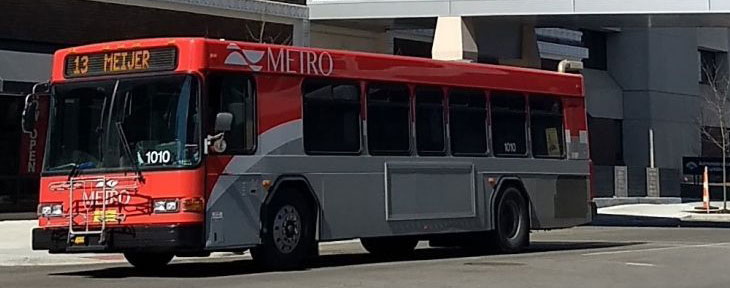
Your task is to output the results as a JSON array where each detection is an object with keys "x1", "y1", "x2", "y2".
[
  {"x1": 490, "y1": 186, "x2": 529, "y2": 253},
  {"x1": 123, "y1": 252, "x2": 174, "y2": 270},
  {"x1": 251, "y1": 190, "x2": 315, "y2": 270},
  {"x1": 360, "y1": 237, "x2": 418, "y2": 257}
]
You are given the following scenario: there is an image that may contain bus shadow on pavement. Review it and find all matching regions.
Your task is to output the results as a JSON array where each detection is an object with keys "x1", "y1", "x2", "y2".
[{"x1": 50, "y1": 240, "x2": 641, "y2": 279}]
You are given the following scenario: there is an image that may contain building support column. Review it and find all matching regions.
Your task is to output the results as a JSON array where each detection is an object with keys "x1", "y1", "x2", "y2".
[
  {"x1": 431, "y1": 16, "x2": 478, "y2": 61},
  {"x1": 293, "y1": 19, "x2": 310, "y2": 47}
]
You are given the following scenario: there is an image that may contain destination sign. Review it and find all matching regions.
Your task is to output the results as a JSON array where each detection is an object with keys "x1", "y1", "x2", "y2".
[{"x1": 64, "y1": 47, "x2": 177, "y2": 78}]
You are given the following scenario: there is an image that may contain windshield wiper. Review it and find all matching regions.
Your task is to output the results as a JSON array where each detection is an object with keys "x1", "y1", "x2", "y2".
[
  {"x1": 67, "y1": 162, "x2": 96, "y2": 181},
  {"x1": 115, "y1": 121, "x2": 144, "y2": 181}
]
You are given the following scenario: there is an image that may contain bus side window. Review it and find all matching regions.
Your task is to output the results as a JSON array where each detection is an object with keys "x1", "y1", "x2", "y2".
[
  {"x1": 491, "y1": 92, "x2": 527, "y2": 157},
  {"x1": 529, "y1": 95, "x2": 564, "y2": 158},
  {"x1": 449, "y1": 89, "x2": 487, "y2": 156},
  {"x1": 302, "y1": 79, "x2": 361, "y2": 154},
  {"x1": 367, "y1": 83, "x2": 411, "y2": 155},
  {"x1": 207, "y1": 73, "x2": 256, "y2": 154},
  {"x1": 415, "y1": 87, "x2": 446, "y2": 155}
]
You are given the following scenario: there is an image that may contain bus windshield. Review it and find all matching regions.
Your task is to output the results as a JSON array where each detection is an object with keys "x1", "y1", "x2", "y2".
[{"x1": 44, "y1": 74, "x2": 201, "y2": 173}]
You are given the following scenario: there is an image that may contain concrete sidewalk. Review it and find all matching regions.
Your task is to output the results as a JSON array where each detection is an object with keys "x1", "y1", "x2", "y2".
[
  {"x1": 598, "y1": 201, "x2": 730, "y2": 223},
  {"x1": 0, "y1": 220, "x2": 123, "y2": 266}
]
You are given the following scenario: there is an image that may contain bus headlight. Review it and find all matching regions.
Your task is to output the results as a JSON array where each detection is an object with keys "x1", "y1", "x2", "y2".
[
  {"x1": 153, "y1": 199, "x2": 179, "y2": 213},
  {"x1": 38, "y1": 203, "x2": 63, "y2": 217}
]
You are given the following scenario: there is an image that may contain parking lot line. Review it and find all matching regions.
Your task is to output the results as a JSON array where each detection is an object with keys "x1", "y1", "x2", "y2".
[{"x1": 582, "y1": 242, "x2": 730, "y2": 256}]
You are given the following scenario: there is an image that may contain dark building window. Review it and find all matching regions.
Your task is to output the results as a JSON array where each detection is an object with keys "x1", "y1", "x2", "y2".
[
  {"x1": 491, "y1": 92, "x2": 527, "y2": 156},
  {"x1": 699, "y1": 49, "x2": 725, "y2": 84},
  {"x1": 415, "y1": 87, "x2": 445, "y2": 155},
  {"x1": 393, "y1": 38, "x2": 432, "y2": 58},
  {"x1": 449, "y1": 89, "x2": 487, "y2": 155},
  {"x1": 541, "y1": 59, "x2": 560, "y2": 71},
  {"x1": 581, "y1": 30, "x2": 607, "y2": 70},
  {"x1": 530, "y1": 95, "x2": 564, "y2": 157},
  {"x1": 701, "y1": 126, "x2": 727, "y2": 158},
  {"x1": 0, "y1": 95, "x2": 39, "y2": 213},
  {"x1": 302, "y1": 80, "x2": 361, "y2": 154},
  {"x1": 367, "y1": 83, "x2": 410, "y2": 155},
  {"x1": 208, "y1": 74, "x2": 257, "y2": 154},
  {"x1": 588, "y1": 116, "x2": 624, "y2": 166}
]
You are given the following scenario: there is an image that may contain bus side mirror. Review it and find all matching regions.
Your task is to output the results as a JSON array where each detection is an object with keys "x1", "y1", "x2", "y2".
[
  {"x1": 21, "y1": 93, "x2": 39, "y2": 133},
  {"x1": 215, "y1": 112, "x2": 233, "y2": 132},
  {"x1": 204, "y1": 112, "x2": 233, "y2": 155}
]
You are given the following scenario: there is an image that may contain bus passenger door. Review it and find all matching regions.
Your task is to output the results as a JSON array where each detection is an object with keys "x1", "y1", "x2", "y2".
[{"x1": 204, "y1": 73, "x2": 262, "y2": 250}]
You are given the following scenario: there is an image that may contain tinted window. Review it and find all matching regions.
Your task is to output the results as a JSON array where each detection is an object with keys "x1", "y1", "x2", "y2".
[
  {"x1": 208, "y1": 74, "x2": 256, "y2": 154},
  {"x1": 367, "y1": 84, "x2": 410, "y2": 155},
  {"x1": 416, "y1": 87, "x2": 445, "y2": 155},
  {"x1": 491, "y1": 92, "x2": 527, "y2": 156},
  {"x1": 303, "y1": 80, "x2": 361, "y2": 154},
  {"x1": 530, "y1": 95, "x2": 564, "y2": 157},
  {"x1": 449, "y1": 89, "x2": 487, "y2": 155}
]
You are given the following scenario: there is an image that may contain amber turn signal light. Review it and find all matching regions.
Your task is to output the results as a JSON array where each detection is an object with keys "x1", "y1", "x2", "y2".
[{"x1": 182, "y1": 197, "x2": 204, "y2": 213}]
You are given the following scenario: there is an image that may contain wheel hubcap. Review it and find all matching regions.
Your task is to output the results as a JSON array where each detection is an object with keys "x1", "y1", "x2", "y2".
[{"x1": 272, "y1": 205, "x2": 301, "y2": 254}]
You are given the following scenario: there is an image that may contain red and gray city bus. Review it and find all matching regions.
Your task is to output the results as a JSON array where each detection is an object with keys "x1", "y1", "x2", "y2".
[{"x1": 29, "y1": 38, "x2": 590, "y2": 270}]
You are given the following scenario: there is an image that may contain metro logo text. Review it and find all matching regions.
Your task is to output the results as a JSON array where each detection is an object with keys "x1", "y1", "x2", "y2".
[
  {"x1": 224, "y1": 43, "x2": 334, "y2": 76},
  {"x1": 266, "y1": 48, "x2": 333, "y2": 76}
]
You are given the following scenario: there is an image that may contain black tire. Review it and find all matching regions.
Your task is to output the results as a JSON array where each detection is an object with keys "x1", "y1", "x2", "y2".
[
  {"x1": 251, "y1": 190, "x2": 315, "y2": 270},
  {"x1": 360, "y1": 237, "x2": 418, "y2": 257},
  {"x1": 489, "y1": 186, "x2": 529, "y2": 253},
  {"x1": 123, "y1": 252, "x2": 174, "y2": 270}
]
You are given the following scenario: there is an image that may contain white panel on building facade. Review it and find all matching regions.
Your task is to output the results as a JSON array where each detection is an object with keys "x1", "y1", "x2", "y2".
[
  {"x1": 450, "y1": 0, "x2": 573, "y2": 16},
  {"x1": 309, "y1": 0, "x2": 729, "y2": 20},
  {"x1": 308, "y1": 0, "x2": 449, "y2": 19},
  {"x1": 574, "y1": 0, "x2": 709, "y2": 13}
]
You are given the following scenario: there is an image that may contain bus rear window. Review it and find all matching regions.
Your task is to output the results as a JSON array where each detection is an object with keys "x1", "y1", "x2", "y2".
[{"x1": 530, "y1": 95, "x2": 564, "y2": 157}]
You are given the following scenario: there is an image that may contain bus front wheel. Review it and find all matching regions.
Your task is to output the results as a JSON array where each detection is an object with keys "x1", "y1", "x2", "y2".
[
  {"x1": 251, "y1": 190, "x2": 315, "y2": 270},
  {"x1": 123, "y1": 252, "x2": 174, "y2": 270},
  {"x1": 489, "y1": 186, "x2": 529, "y2": 253}
]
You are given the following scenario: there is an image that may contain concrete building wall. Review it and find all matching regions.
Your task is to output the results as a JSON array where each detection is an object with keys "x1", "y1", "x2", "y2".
[
  {"x1": 604, "y1": 27, "x2": 715, "y2": 197},
  {"x1": 310, "y1": 24, "x2": 390, "y2": 53}
]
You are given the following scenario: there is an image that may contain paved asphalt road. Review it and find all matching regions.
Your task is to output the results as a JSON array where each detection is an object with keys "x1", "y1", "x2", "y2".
[{"x1": 2, "y1": 226, "x2": 730, "y2": 288}]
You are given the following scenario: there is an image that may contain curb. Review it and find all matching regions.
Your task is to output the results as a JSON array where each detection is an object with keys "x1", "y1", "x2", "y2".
[
  {"x1": 591, "y1": 213, "x2": 730, "y2": 228},
  {"x1": 593, "y1": 197, "x2": 682, "y2": 208}
]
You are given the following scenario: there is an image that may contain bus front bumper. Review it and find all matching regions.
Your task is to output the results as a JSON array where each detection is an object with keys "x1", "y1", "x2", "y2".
[{"x1": 32, "y1": 224, "x2": 203, "y2": 253}]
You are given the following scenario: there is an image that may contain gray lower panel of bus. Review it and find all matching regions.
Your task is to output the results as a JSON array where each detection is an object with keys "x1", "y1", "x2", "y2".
[
  {"x1": 205, "y1": 175, "x2": 264, "y2": 250},
  {"x1": 203, "y1": 162, "x2": 590, "y2": 249}
]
